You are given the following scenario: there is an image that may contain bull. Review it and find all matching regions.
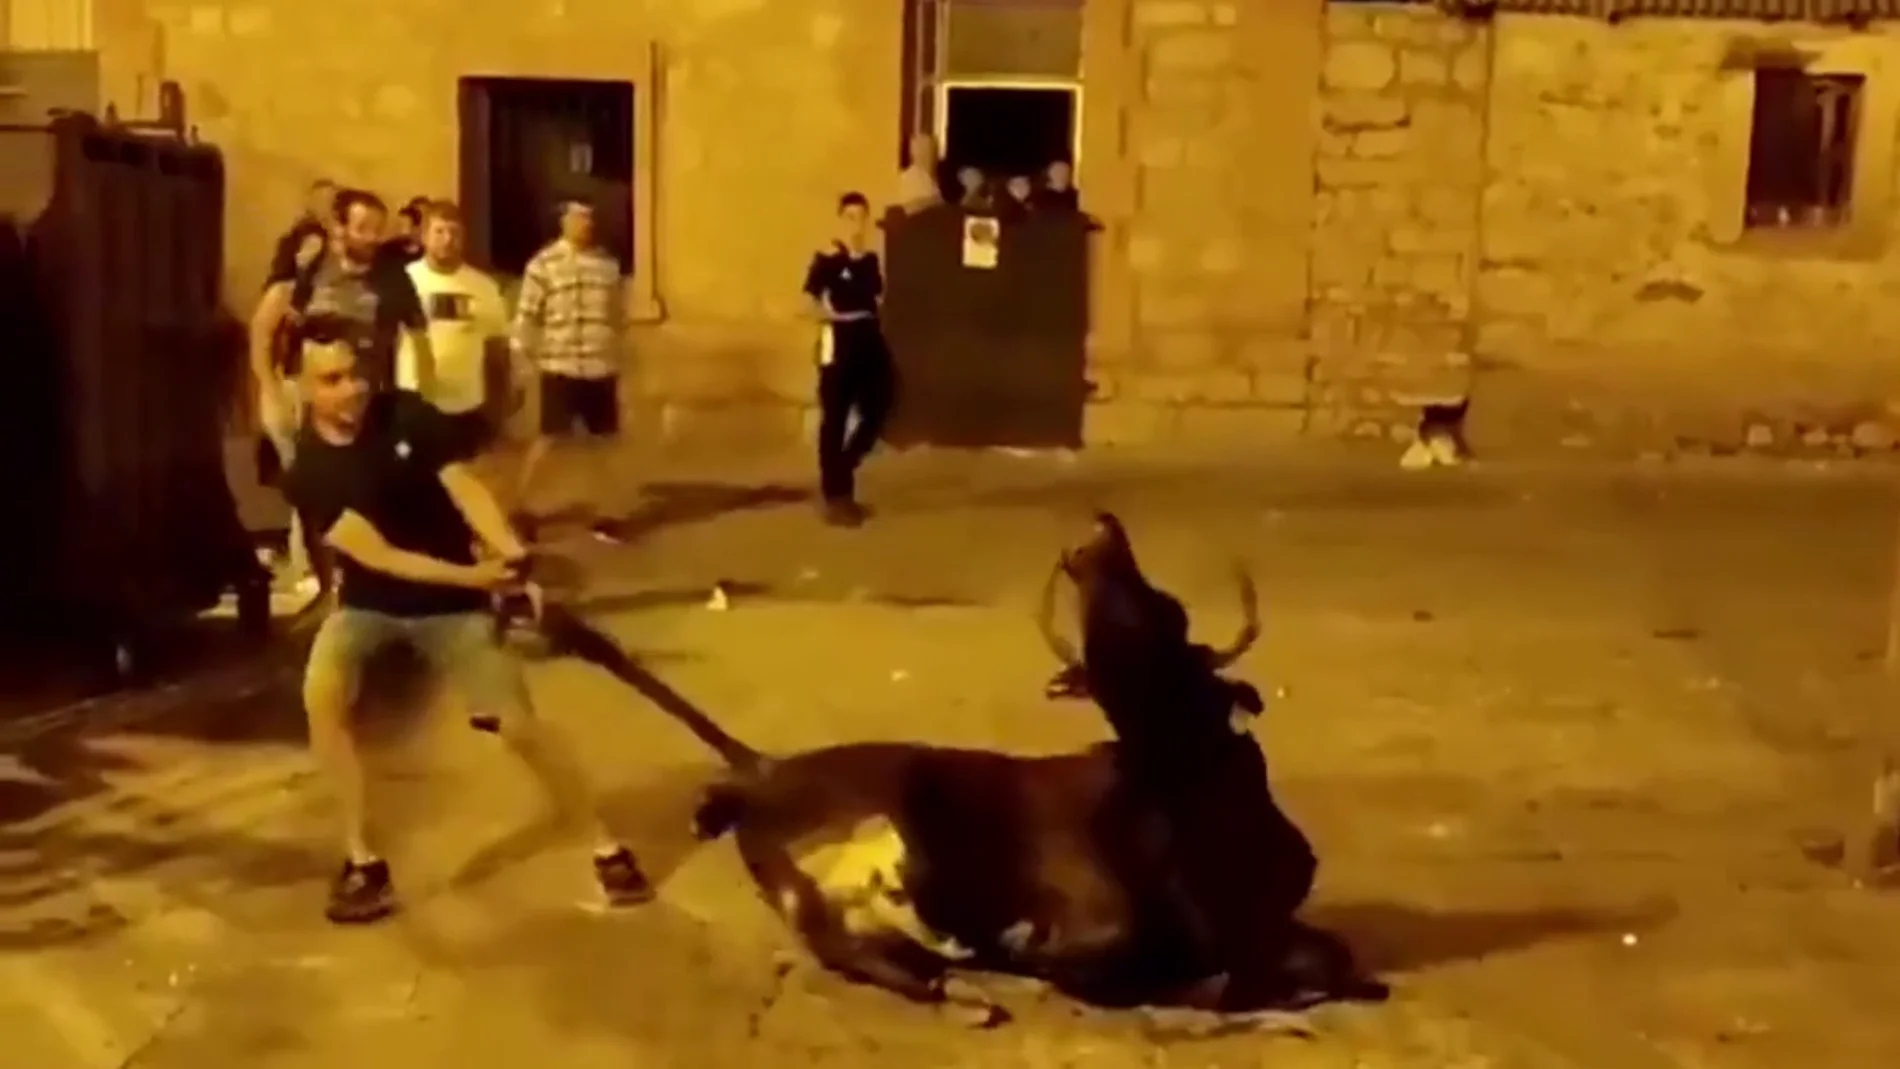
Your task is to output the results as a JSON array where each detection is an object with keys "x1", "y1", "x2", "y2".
[
  {"x1": 529, "y1": 546, "x2": 1385, "y2": 1026},
  {"x1": 1033, "y1": 512, "x2": 1369, "y2": 1011}
]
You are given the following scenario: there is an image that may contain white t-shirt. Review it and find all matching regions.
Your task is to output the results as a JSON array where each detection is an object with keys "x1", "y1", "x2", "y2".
[{"x1": 398, "y1": 261, "x2": 508, "y2": 414}]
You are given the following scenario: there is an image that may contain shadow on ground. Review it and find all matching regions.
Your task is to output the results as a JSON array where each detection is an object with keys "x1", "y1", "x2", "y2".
[
  {"x1": 1308, "y1": 895, "x2": 1678, "y2": 975},
  {"x1": 529, "y1": 481, "x2": 808, "y2": 545}
]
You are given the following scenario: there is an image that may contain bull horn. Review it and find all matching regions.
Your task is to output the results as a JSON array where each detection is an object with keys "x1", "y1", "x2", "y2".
[
  {"x1": 1035, "y1": 562, "x2": 1081, "y2": 668},
  {"x1": 1208, "y1": 562, "x2": 1260, "y2": 669}
]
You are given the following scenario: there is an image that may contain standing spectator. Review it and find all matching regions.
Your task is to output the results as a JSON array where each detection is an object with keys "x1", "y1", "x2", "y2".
[
  {"x1": 802, "y1": 192, "x2": 894, "y2": 527},
  {"x1": 268, "y1": 178, "x2": 336, "y2": 282},
  {"x1": 250, "y1": 189, "x2": 436, "y2": 600},
  {"x1": 1001, "y1": 174, "x2": 1034, "y2": 220},
  {"x1": 897, "y1": 133, "x2": 945, "y2": 215},
  {"x1": 510, "y1": 198, "x2": 628, "y2": 544},
  {"x1": 954, "y1": 165, "x2": 993, "y2": 211},
  {"x1": 1033, "y1": 159, "x2": 1080, "y2": 212},
  {"x1": 379, "y1": 196, "x2": 428, "y2": 269},
  {"x1": 399, "y1": 200, "x2": 513, "y2": 467}
]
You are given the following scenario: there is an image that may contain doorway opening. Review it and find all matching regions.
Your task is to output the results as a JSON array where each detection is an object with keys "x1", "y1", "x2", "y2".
[
  {"x1": 457, "y1": 76, "x2": 634, "y2": 276},
  {"x1": 936, "y1": 81, "x2": 1079, "y2": 180}
]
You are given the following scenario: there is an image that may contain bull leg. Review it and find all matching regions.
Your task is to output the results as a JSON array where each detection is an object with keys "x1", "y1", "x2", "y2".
[{"x1": 782, "y1": 883, "x2": 1008, "y2": 1027}]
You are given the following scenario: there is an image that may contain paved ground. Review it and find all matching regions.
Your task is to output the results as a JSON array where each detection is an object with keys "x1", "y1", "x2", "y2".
[{"x1": 5, "y1": 444, "x2": 1900, "y2": 1068}]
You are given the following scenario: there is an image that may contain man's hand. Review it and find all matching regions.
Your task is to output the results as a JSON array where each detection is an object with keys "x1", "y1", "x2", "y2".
[
  {"x1": 294, "y1": 232, "x2": 325, "y2": 270},
  {"x1": 466, "y1": 557, "x2": 521, "y2": 590}
]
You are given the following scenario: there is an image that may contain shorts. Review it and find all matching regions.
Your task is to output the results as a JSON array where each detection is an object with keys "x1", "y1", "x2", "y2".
[
  {"x1": 440, "y1": 409, "x2": 497, "y2": 461},
  {"x1": 539, "y1": 373, "x2": 618, "y2": 438},
  {"x1": 303, "y1": 610, "x2": 532, "y2": 730}
]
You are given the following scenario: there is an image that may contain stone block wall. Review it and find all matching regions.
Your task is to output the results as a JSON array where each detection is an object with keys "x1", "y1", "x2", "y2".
[
  {"x1": 1084, "y1": 0, "x2": 1321, "y2": 445},
  {"x1": 1308, "y1": 3, "x2": 1488, "y2": 441},
  {"x1": 1477, "y1": 14, "x2": 1900, "y2": 453}
]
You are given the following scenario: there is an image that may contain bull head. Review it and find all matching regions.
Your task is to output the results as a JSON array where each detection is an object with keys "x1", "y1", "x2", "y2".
[{"x1": 1035, "y1": 512, "x2": 1259, "y2": 675}]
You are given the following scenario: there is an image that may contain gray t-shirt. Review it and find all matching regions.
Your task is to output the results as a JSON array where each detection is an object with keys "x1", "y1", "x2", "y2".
[{"x1": 286, "y1": 253, "x2": 423, "y2": 386}]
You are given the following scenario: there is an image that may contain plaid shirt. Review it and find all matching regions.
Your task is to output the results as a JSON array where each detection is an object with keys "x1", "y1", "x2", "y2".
[{"x1": 511, "y1": 240, "x2": 624, "y2": 379}]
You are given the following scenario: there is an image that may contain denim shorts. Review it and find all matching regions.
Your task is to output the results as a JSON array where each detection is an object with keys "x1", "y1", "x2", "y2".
[{"x1": 304, "y1": 609, "x2": 531, "y2": 728}]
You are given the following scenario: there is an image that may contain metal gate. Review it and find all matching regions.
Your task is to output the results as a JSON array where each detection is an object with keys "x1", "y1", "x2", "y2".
[
  {"x1": 881, "y1": 205, "x2": 1089, "y2": 449},
  {"x1": 0, "y1": 112, "x2": 264, "y2": 658}
]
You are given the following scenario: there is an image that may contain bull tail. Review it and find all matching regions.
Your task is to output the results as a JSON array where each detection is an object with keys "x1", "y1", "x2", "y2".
[{"x1": 539, "y1": 605, "x2": 766, "y2": 773}]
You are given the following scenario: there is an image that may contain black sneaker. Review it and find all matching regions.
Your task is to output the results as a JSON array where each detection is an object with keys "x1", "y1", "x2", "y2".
[
  {"x1": 820, "y1": 499, "x2": 866, "y2": 528},
  {"x1": 325, "y1": 858, "x2": 397, "y2": 925},
  {"x1": 593, "y1": 847, "x2": 656, "y2": 907}
]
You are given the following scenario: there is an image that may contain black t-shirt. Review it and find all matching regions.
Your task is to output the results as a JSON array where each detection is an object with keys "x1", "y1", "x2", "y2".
[
  {"x1": 283, "y1": 391, "x2": 486, "y2": 618},
  {"x1": 802, "y1": 243, "x2": 883, "y2": 317}
]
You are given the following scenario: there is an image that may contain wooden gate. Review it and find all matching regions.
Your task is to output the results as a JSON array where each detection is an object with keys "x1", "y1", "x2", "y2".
[
  {"x1": 0, "y1": 113, "x2": 264, "y2": 657},
  {"x1": 881, "y1": 205, "x2": 1089, "y2": 449}
]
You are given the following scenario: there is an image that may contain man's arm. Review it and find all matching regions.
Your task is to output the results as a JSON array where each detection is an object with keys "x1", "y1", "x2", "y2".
[
  {"x1": 322, "y1": 511, "x2": 489, "y2": 587},
  {"x1": 802, "y1": 252, "x2": 838, "y2": 322},
  {"x1": 439, "y1": 464, "x2": 527, "y2": 560},
  {"x1": 510, "y1": 256, "x2": 548, "y2": 360},
  {"x1": 249, "y1": 281, "x2": 293, "y2": 393}
]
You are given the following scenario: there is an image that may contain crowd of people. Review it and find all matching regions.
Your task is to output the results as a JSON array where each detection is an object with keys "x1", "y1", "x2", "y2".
[
  {"x1": 894, "y1": 133, "x2": 1083, "y2": 219},
  {"x1": 249, "y1": 148, "x2": 1086, "y2": 924}
]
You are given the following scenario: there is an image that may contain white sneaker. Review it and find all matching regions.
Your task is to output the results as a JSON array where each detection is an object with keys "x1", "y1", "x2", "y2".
[
  {"x1": 1399, "y1": 440, "x2": 1434, "y2": 470},
  {"x1": 1426, "y1": 434, "x2": 1464, "y2": 467}
]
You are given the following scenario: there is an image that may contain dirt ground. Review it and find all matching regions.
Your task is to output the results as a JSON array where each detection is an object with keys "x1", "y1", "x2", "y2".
[{"x1": 4, "y1": 443, "x2": 1900, "y2": 1068}]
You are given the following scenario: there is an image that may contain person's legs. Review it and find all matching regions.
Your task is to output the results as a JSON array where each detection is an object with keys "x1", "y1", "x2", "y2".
[
  {"x1": 572, "y1": 376, "x2": 624, "y2": 542},
  {"x1": 815, "y1": 358, "x2": 857, "y2": 522},
  {"x1": 302, "y1": 609, "x2": 400, "y2": 922},
  {"x1": 412, "y1": 612, "x2": 654, "y2": 905},
  {"x1": 841, "y1": 340, "x2": 895, "y2": 471},
  {"x1": 262, "y1": 379, "x2": 318, "y2": 594},
  {"x1": 513, "y1": 373, "x2": 574, "y2": 538}
]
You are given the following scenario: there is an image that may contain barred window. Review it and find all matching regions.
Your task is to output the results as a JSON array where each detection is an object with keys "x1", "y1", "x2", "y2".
[{"x1": 1745, "y1": 69, "x2": 1862, "y2": 230}]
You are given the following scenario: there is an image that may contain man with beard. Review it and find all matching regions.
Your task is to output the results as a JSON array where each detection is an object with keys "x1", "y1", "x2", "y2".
[
  {"x1": 398, "y1": 200, "x2": 512, "y2": 467},
  {"x1": 282, "y1": 321, "x2": 654, "y2": 923},
  {"x1": 250, "y1": 188, "x2": 436, "y2": 603}
]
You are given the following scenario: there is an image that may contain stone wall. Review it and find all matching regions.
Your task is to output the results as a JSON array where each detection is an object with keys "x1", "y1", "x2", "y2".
[
  {"x1": 1309, "y1": 3, "x2": 1488, "y2": 442},
  {"x1": 1477, "y1": 14, "x2": 1900, "y2": 453},
  {"x1": 1084, "y1": 0, "x2": 1322, "y2": 445}
]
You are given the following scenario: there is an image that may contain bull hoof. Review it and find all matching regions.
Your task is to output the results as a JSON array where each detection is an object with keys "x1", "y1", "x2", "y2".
[
  {"x1": 943, "y1": 1000, "x2": 1010, "y2": 1029},
  {"x1": 941, "y1": 977, "x2": 1009, "y2": 1028}
]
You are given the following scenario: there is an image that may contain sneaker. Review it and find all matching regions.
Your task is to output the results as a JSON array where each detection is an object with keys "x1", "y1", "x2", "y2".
[
  {"x1": 324, "y1": 858, "x2": 397, "y2": 924},
  {"x1": 820, "y1": 499, "x2": 867, "y2": 528},
  {"x1": 592, "y1": 847, "x2": 656, "y2": 907}
]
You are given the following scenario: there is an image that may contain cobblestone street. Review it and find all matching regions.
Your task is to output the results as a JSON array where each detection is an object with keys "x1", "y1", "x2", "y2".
[{"x1": 4, "y1": 446, "x2": 1900, "y2": 1068}]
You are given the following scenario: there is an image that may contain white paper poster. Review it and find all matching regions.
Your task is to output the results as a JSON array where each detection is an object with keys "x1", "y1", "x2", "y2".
[{"x1": 961, "y1": 215, "x2": 1000, "y2": 269}]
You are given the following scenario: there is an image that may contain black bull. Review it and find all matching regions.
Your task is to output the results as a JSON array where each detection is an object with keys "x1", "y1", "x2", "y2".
[{"x1": 532, "y1": 596, "x2": 1387, "y2": 1026}]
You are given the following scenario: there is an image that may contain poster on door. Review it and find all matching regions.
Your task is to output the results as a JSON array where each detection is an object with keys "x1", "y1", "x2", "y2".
[{"x1": 961, "y1": 215, "x2": 1001, "y2": 269}]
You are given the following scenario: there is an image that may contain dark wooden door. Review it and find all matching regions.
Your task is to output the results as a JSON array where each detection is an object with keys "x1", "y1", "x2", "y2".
[{"x1": 881, "y1": 205, "x2": 1088, "y2": 449}]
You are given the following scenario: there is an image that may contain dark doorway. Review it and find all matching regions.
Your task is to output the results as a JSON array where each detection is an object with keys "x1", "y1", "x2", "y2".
[
  {"x1": 941, "y1": 85, "x2": 1077, "y2": 175},
  {"x1": 456, "y1": 77, "x2": 635, "y2": 276}
]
